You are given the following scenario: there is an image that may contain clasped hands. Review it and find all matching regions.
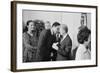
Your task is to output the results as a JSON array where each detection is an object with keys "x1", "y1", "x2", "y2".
[{"x1": 52, "y1": 42, "x2": 59, "y2": 50}]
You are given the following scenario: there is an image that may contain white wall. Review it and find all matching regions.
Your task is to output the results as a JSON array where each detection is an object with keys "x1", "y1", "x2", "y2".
[
  {"x1": 62, "y1": 13, "x2": 81, "y2": 49},
  {"x1": 23, "y1": 10, "x2": 62, "y2": 25},
  {"x1": 0, "y1": 0, "x2": 99, "y2": 73}
]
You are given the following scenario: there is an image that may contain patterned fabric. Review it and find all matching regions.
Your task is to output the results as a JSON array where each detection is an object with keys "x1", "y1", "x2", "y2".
[{"x1": 23, "y1": 32, "x2": 38, "y2": 62}]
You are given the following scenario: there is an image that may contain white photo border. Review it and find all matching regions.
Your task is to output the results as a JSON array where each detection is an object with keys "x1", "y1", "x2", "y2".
[{"x1": 11, "y1": 1, "x2": 98, "y2": 71}]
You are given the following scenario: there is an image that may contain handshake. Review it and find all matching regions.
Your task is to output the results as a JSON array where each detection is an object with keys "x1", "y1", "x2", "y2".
[{"x1": 52, "y1": 42, "x2": 60, "y2": 50}]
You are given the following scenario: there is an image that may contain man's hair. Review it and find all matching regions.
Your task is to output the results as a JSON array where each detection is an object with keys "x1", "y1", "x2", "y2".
[
  {"x1": 52, "y1": 22, "x2": 60, "y2": 27},
  {"x1": 77, "y1": 26, "x2": 91, "y2": 44},
  {"x1": 45, "y1": 21, "x2": 50, "y2": 24}
]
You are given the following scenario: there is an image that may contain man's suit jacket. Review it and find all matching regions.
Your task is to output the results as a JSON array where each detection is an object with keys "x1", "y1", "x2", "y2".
[
  {"x1": 56, "y1": 34, "x2": 72, "y2": 60},
  {"x1": 36, "y1": 29, "x2": 56, "y2": 61}
]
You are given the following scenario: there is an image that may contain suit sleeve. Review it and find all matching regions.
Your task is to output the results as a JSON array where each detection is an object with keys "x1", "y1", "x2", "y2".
[
  {"x1": 36, "y1": 30, "x2": 47, "y2": 61},
  {"x1": 37, "y1": 30, "x2": 47, "y2": 50},
  {"x1": 58, "y1": 38, "x2": 72, "y2": 58}
]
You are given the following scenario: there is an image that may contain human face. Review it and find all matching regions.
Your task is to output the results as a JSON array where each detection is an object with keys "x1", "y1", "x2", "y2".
[
  {"x1": 53, "y1": 26, "x2": 60, "y2": 34},
  {"x1": 60, "y1": 27, "x2": 65, "y2": 35},
  {"x1": 45, "y1": 22, "x2": 51, "y2": 29},
  {"x1": 85, "y1": 34, "x2": 91, "y2": 46},
  {"x1": 27, "y1": 22, "x2": 36, "y2": 31}
]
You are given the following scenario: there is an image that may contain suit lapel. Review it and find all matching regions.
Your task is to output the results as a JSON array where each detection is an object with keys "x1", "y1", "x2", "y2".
[{"x1": 60, "y1": 34, "x2": 68, "y2": 44}]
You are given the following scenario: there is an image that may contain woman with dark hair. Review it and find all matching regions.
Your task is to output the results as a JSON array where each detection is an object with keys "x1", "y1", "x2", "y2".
[
  {"x1": 75, "y1": 27, "x2": 91, "y2": 60},
  {"x1": 23, "y1": 20, "x2": 38, "y2": 62}
]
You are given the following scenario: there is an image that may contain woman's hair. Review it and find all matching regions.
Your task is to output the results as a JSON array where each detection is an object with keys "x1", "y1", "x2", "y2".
[
  {"x1": 26, "y1": 20, "x2": 33, "y2": 26},
  {"x1": 77, "y1": 26, "x2": 91, "y2": 44},
  {"x1": 24, "y1": 20, "x2": 35, "y2": 32}
]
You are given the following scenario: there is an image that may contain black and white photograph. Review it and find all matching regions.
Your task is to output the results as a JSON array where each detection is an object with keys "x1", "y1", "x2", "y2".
[
  {"x1": 22, "y1": 10, "x2": 91, "y2": 62},
  {"x1": 11, "y1": 1, "x2": 97, "y2": 72}
]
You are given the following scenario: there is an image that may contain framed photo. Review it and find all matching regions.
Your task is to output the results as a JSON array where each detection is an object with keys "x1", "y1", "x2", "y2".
[{"x1": 11, "y1": 1, "x2": 98, "y2": 72}]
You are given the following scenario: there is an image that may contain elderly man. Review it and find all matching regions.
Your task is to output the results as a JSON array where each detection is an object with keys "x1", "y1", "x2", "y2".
[{"x1": 52, "y1": 24, "x2": 72, "y2": 60}]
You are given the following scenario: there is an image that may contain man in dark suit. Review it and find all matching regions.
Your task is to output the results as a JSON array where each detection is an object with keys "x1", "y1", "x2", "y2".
[
  {"x1": 52, "y1": 24, "x2": 72, "y2": 60},
  {"x1": 36, "y1": 22, "x2": 60, "y2": 61}
]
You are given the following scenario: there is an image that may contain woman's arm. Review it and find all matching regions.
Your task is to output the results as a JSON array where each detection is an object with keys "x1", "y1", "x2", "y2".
[{"x1": 23, "y1": 33, "x2": 33, "y2": 50}]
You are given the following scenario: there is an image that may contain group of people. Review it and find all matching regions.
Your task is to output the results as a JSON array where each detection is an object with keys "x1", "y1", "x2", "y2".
[{"x1": 23, "y1": 20, "x2": 91, "y2": 62}]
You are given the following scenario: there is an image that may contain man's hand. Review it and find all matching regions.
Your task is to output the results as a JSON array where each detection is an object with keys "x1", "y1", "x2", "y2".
[{"x1": 52, "y1": 42, "x2": 59, "y2": 50}]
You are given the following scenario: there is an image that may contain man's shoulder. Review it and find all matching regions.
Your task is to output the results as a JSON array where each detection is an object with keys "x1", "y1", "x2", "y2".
[
  {"x1": 41, "y1": 29, "x2": 50, "y2": 34},
  {"x1": 40, "y1": 29, "x2": 50, "y2": 37}
]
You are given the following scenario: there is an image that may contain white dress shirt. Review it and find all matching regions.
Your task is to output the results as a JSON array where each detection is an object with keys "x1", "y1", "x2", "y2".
[{"x1": 75, "y1": 44, "x2": 91, "y2": 60}]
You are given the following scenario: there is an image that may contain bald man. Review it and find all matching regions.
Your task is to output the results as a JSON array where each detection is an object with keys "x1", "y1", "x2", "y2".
[{"x1": 52, "y1": 24, "x2": 72, "y2": 60}]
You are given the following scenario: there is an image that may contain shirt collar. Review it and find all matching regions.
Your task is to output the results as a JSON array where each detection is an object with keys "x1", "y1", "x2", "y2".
[
  {"x1": 61, "y1": 33, "x2": 68, "y2": 42},
  {"x1": 50, "y1": 29, "x2": 54, "y2": 35}
]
